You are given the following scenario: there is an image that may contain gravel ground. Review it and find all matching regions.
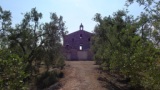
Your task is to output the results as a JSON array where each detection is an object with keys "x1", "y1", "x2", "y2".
[{"x1": 58, "y1": 61, "x2": 107, "y2": 90}]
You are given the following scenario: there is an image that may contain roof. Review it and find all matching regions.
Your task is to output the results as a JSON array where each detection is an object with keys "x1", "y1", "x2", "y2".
[{"x1": 66, "y1": 30, "x2": 92, "y2": 36}]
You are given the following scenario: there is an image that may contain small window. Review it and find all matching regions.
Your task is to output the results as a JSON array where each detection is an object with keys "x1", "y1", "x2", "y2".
[
  {"x1": 66, "y1": 45, "x2": 69, "y2": 49},
  {"x1": 80, "y1": 34, "x2": 82, "y2": 39},
  {"x1": 88, "y1": 38, "x2": 90, "y2": 41},
  {"x1": 79, "y1": 45, "x2": 83, "y2": 50}
]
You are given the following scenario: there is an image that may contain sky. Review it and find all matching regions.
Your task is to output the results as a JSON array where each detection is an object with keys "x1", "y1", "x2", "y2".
[{"x1": 0, "y1": 0, "x2": 144, "y2": 33}]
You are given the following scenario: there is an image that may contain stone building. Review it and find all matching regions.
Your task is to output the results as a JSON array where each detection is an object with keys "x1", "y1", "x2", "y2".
[{"x1": 63, "y1": 23, "x2": 93, "y2": 60}]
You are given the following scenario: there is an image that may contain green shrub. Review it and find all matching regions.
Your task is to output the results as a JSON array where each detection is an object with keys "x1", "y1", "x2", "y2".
[
  {"x1": 36, "y1": 70, "x2": 63, "y2": 89},
  {"x1": 0, "y1": 51, "x2": 28, "y2": 90}
]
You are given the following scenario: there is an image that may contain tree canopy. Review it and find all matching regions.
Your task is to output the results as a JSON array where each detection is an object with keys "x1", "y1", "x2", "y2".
[
  {"x1": 92, "y1": 0, "x2": 160, "y2": 89},
  {"x1": 0, "y1": 7, "x2": 67, "y2": 89}
]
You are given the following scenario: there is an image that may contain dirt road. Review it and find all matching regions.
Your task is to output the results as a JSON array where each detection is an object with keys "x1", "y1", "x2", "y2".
[{"x1": 59, "y1": 61, "x2": 107, "y2": 90}]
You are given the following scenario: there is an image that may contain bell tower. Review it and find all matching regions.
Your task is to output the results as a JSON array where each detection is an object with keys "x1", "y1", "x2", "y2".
[{"x1": 79, "y1": 23, "x2": 84, "y2": 30}]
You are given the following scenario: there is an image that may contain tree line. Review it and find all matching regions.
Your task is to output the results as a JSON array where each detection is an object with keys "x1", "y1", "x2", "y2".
[
  {"x1": 0, "y1": 7, "x2": 67, "y2": 89},
  {"x1": 92, "y1": 0, "x2": 160, "y2": 89}
]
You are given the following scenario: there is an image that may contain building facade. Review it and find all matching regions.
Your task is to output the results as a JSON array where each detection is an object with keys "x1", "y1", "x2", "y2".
[{"x1": 63, "y1": 24, "x2": 93, "y2": 60}]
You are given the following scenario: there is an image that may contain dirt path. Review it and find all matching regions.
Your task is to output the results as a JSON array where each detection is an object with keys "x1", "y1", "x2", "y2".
[{"x1": 59, "y1": 61, "x2": 107, "y2": 90}]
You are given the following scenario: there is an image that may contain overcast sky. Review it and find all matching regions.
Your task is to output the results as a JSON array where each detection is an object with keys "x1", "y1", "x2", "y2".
[{"x1": 0, "y1": 0, "x2": 144, "y2": 33}]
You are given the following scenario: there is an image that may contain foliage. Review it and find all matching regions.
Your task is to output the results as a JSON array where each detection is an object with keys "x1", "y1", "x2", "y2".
[
  {"x1": 92, "y1": 1, "x2": 160, "y2": 89},
  {"x1": 0, "y1": 50, "x2": 28, "y2": 90},
  {"x1": 36, "y1": 71, "x2": 60, "y2": 89},
  {"x1": 0, "y1": 6, "x2": 67, "y2": 89}
]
